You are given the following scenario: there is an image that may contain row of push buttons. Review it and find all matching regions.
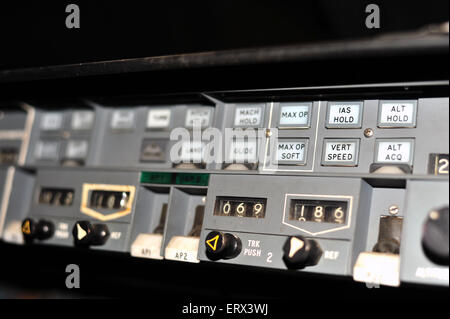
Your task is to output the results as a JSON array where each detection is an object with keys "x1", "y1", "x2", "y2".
[
  {"x1": 275, "y1": 138, "x2": 415, "y2": 167},
  {"x1": 41, "y1": 111, "x2": 95, "y2": 131},
  {"x1": 110, "y1": 107, "x2": 214, "y2": 130},
  {"x1": 277, "y1": 100, "x2": 417, "y2": 129}
]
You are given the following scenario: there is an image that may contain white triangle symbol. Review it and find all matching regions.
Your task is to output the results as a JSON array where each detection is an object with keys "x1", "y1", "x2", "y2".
[
  {"x1": 289, "y1": 237, "x2": 305, "y2": 258},
  {"x1": 77, "y1": 224, "x2": 87, "y2": 240}
]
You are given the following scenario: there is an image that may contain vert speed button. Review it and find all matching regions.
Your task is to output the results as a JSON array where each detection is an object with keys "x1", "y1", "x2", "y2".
[{"x1": 205, "y1": 231, "x2": 242, "y2": 261}]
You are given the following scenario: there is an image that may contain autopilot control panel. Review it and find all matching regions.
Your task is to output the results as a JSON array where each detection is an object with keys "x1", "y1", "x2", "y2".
[{"x1": 1, "y1": 83, "x2": 448, "y2": 289}]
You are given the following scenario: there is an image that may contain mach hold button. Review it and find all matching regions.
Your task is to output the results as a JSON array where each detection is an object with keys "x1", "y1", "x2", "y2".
[
  {"x1": 282, "y1": 236, "x2": 323, "y2": 269},
  {"x1": 73, "y1": 221, "x2": 110, "y2": 246},
  {"x1": 205, "y1": 231, "x2": 242, "y2": 261}
]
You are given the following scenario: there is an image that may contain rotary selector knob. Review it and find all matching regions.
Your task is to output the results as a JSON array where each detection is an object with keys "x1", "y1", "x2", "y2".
[
  {"x1": 282, "y1": 236, "x2": 323, "y2": 269},
  {"x1": 205, "y1": 231, "x2": 242, "y2": 261},
  {"x1": 72, "y1": 221, "x2": 110, "y2": 247},
  {"x1": 422, "y1": 206, "x2": 449, "y2": 266},
  {"x1": 22, "y1": 218, "x2": 54, "y2": 242}
]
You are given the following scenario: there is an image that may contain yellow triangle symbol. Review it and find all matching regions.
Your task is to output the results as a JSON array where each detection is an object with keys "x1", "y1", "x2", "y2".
[
  {"x1": 206, "y1": 235, "x2": 220, "y2": 251},
  {"x1": 22, "y1": 220, "x2": 31, "y2": 235}
]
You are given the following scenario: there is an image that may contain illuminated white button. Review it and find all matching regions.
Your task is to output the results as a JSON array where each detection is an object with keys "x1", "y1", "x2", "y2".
[
  {"x1": 65, "y1": 140, "x2": 89, "y2": 159},
  {"x1": 375, "y1": 139, "x2": 414, "y2": 165},
  {"x1": 228, "y1": 139, "x2": 258, "y2": 163},
  {"x1": 111, "y1": 110, "x2": 136, "y2": 129},
  {"x1": 322, "y1": 139, "x2": 360, "y2": 166},
  {"x1": 278, "y1": 103, "x2": 312, "y2": 128},
  {"x1": 378, "y1": 100, "x2": 417, "y2": 127},
  {"x1": 326, "y1": 102, "x2": 363, "y2": 128},
  {"x1": 275, "y1": 139, "x2": 308, "y2": 165},
  {"x1": 147, "y1": 109, "x2": 171, "y2": 129},
  {"x1": 234, "y1": 105, "x2": 263, "y2": 127},
  {"x1": 34, "y1": 140, "x2": 59, "y2": 160},
  {"x1": 71, "y1": 111, "x2": 94, "y2": 130},
  {"x1": 185, "y1": 108, "x2": 213, "y2": 128},
  {"x1": 40, "y1": 113, "x2": 63, "y2": 131}
]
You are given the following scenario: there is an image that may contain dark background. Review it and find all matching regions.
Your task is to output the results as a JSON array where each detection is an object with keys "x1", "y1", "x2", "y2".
[{"x1": 0, "y1": 0, "x2": 448, "y2": 70}]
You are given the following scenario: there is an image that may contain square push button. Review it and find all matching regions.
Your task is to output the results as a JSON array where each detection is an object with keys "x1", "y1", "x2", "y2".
[
  {"x1": 40, "y1": 113, "x2": 64, "y2": 131},
  {"x1": 140, "y1": 139, "x2": 166, "y2": 162},
  {"x1": 278, "y1": 103, "x2": 312, "y2": 128},
  {"x1": 71, "y1": 111, "x2": 95, "y2": 130},
  {"x1": 322, "y1": 139, "x2": 360, "y2": 166},
  {"x1": 34, "y1": 140, "x2": 60, "y2": 160},
  {"x1": 111, "y1": 110, "x2": 136, "y2": 130},
  {"x1": 233, "y1": 105, "x2": 264, "y2": 127},
  {"x1": 65, "y1": 140, "x2": 89, "y2": 159},
  {"x1": 147, "y1": 109, "x2": 171, "y2": 129},
  {"x1": 185, "y1": 108, "x2": 213, "y2": 129},
  {"x1": 378, "y1": 100, "x2": 417, "y2": 128},
  {"x1": 374, "y1": 139, "x2": 414, "y2": 165},
  {"x1": 326, "y1": 102, "x2": 363, "y2": 128},
  {"x1": 275, "y1": 139, "x2": 308, "y2": 165}
]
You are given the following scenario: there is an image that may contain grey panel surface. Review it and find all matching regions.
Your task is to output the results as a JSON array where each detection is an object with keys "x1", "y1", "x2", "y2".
[
  {"x1": 23, "y1": 169, "x2": 141, "y2": 252},
  {"x1": 198, "y1": 174, "x2": 372, "y2": 275},
  {"x1": 129, "y1": 186, "x2": 170, "y2": 247},
  {"x1": 0, "y1": 168, "x2": 35, "y2": 242},
  {"x1": 161, "y1": 187, "x2": 207, "y2": 253}
]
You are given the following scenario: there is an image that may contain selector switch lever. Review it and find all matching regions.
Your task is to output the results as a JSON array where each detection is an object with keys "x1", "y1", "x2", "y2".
[
  {"x1": 72, "y1": 221, "x2": 110, "y2": 247},
  {"x1": 282, "y1": 236, "x2": 323, "y2": 269},
  {"x1": 422, "y1": 206, "x2": 449, "y2": 266},
  {"x1": 205, "y1": 231, "x2": 242, "y2": 261}
]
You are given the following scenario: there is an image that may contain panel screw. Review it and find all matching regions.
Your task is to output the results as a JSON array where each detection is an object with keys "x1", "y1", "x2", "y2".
[
  {"x1": 389, "y1": 205, "x2": 399, "y2": 215},
  {"x1": 62, "y1": 131, "x2": 71, "y2": 139},
  {"x1": 364, "y1": 128, "x2": 374, "y2": 138}
]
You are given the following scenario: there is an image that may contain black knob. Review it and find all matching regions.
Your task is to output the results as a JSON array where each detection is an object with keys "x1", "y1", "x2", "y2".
[
  {"x1": 282, "y1": 236, "x2": 323, "y2": 269},
  {"x1": 36, "y1": 220, "x2": 55, "y2": 241},
  {"x1": 21, "y1": 218, "x2": 37, "y2": 242},
  {"x1": 22, "y1": 218, "x2": 54, "y2": 242},
  {"x1": 205, "y1": 231, "x2": 241, "y2": 261},
  {"x1": 422, "y1": 206, "x2": 449, "y2": 266},
  {"x1": 72, "y1": 221, "x2": 110, "y2": 247}
]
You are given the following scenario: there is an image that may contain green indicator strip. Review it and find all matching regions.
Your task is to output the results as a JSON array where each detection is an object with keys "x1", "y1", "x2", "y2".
[
  {"x1": 141, "y1": 172, "x2": 210, "y2": 186},
  {"x1": 175, "y1": 173, "x2": 210, "y2": 186},
  {"x1": 140, "y1": 172, "x2": 173, "y2": 184}
]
